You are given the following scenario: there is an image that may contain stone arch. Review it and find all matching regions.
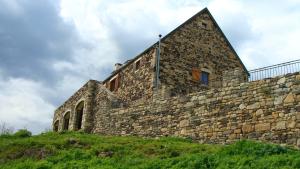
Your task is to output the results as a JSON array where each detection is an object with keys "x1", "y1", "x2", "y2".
[
  {"x1": 53, "y1": 120, "x2": 59, "y2": 132},
  {"x1": 75, "y1": 101, "x2": 84, "y2": 130},
  {"x1": 63, "y1": 111, "x2": 71, "y2": 130}
]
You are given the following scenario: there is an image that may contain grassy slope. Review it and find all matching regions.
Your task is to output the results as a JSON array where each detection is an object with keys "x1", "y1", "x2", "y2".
[{"x1": 0, "y1": 132, "x2": 300, "y2": 169}]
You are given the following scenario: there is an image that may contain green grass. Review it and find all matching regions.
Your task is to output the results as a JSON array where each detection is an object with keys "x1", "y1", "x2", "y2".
[{"x1": 1, "y1": 131, "x2": 300, "y2": 169}]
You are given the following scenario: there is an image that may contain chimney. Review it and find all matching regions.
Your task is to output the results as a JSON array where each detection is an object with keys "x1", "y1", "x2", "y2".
[{"x1": 114, "y1": 63, "x2": 122, "y2": 70}]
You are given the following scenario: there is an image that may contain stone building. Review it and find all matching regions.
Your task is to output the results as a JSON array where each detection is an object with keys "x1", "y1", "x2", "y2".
[
  {"x1": 53, "y1": 7, "x2": 248, "y2": 131},
  {"x1": 101, "y1": 7, "x2": 249, "y2": 102},
  {"x1": 52, "y1": 8, "x2": 300, "y2": 147}
]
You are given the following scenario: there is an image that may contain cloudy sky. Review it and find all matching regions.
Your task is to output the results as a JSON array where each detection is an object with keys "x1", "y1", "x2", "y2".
[{"x1": 0, "y1": 0, "x2": 299, "y2": 134}]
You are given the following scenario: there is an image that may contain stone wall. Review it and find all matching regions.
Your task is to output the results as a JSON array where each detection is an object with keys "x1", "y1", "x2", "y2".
[
  {"x1": 159, "y1": 10, "x2": 248, "y2": 95},
  {"x1": 53, "y1": 81, "x2": 89, "y2": 131},
  {"x1": 53, "y1": 80, "x2": 120, "y2": 132},
  {"x1": 104, "y1": 48, "x2": 156, "y2": 102},
  {"x1": 93, "y1": 70, "x2": 300, "y2": 147}
]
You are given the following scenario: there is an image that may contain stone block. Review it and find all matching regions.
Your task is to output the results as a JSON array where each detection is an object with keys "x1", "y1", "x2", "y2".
[
  {"x1": 287, "y1": 120, "x2": 296, "y2": 129},
  {"x1": 272, "y1": 112, "x2": 279, "y2": 119},
  {"x1": 184, "y1": 102, "x2": 194, "y2": 108},
  {"x1": 179, "y1": 119, "x2": 189, "y2": 127},
  {"x1": 191, "y1": 96, "x2": 198, "y2": 101},
  {"x1": 274, "y1": 96, "x2": 285, "y2": 105},
  {"x1": 255, "y1": 123, "x2": 270, "y2": 132},
  {"x1": 248, "y1": 132, "x2": 260, "y2": 139},
  {"x1": 275, "y1": 121, "x2": 286, "y2": 130},
  {"x1": 297, "y1": 95, "x2": 300, "y2": 102},
  {"x1": 239, "y1": 104, "x2": 246, "y2": 110},
  {"x1": 206, "y1": 132, "x2": 213, "y2": 137},
  {"x1": 229, "y1": 133, "x2": 236, "y2": 139},
  {"x1": 234, "y1": 129, "x2": 241, "y2": 134},
  {"x1": 279, "y1": 112, "x2": 284, "y2": 117},
  {"x1": 242, "y1": 124, "x2": 253, "y2": 133},
  {"x1": 133, "y1": 125, "x2": 142, "y2": 130},
  {"x1": 161, "y1": 128, "x2": 168, "y2": 132},
  {"x1": 277, "y1": 77, "x2": 286, "y2": 84},
  {"x1": 180, "y1": 129, "x2": 187, "y2": 135},
  {"x1": 297, "y1": 139, "x2": 300, "y2": 147},
  {"x1": 247, "y1": 103, "x2": 260, "y2": 110},
  {"x1": 296, "y1": 112, "x2": 300, "y2": 120},
  {"x1": 255, "y1": 109, "x2": 264, "y2": 116},
  {"x1": 284, "y1": 93, "x2": 295, "y2": 104}
]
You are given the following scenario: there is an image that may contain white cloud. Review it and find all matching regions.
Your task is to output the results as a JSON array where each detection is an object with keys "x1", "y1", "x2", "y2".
[
  {"x1": 59, "y1": 0, "x2": 300, "y2": 71},
  {"x1": 208, "y1": 0, "x2": 300, "y2": 69},
  {"x1": 58, "y1": 0, "x2": 206, "y2": 62},
  {"x1": 0, "y1": 0, "x2": 23, "y2": 16},
  {"x1": 0, "y1": 78, "x2": 55, "y2": 134}
]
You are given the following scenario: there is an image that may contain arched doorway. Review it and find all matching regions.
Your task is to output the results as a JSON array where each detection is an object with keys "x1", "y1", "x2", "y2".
[
  {"x1": 75, "y1": 101, "x2": 84, "y2": 130},
  {"x1": 54, "y1": 120, "x2": 59, "y2": 132},
  {"x1": 63, "y1": 111, "x2": 70, "y2": 130}
]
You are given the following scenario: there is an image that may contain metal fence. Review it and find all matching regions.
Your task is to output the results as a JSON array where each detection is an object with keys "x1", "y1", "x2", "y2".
[{"x1": 249, "y1": 59, "x2": 300, "y2": 81}]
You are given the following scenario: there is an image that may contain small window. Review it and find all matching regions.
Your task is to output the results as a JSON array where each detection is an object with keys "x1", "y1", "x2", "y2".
[
  {"x1": 110, "y1": 79, "x2": 116, "y2": 91},
  {"x1": 202, "y1": 22, "x2": 207, "y2": 28},
  {"x1": 201, "y1": 71, "x2": 209, "y2": 85},
  {"x1": 192, "y1": 68, "x2": 200, "y2": 82},
  {"x1": 109, "y1": 75, "x2": 121, "y2": 92},
  {"x1": 135, "y1": 60, "x2": 141, "y2": 70}
]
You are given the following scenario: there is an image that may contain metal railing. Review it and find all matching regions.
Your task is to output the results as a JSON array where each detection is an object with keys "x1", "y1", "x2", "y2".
[{"x1": 249, "y1": 59, "x2": 300, "y2": 81}]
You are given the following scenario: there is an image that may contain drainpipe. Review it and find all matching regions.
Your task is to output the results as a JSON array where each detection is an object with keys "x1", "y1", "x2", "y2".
[{"x1": 155, "y1": 34, "x2": 162, "y2": 89}]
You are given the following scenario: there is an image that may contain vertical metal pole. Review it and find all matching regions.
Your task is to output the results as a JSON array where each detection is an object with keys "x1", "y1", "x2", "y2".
[{"x1": 155, "y1": 34, "x2": 162, "y2": 89}]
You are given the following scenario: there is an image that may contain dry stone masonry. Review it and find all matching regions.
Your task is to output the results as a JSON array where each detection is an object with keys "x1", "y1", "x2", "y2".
[
  {"x1": 95, "y1": 70, "x2": 300, "y2": 146},
  {"x1": 53, "y1": 8, "x2": 300, "y2": 147}
]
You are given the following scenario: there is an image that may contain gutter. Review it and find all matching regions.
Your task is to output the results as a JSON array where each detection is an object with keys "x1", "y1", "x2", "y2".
[{"x1": 155, "y1": 34, "x2": 162, "y2": 89}]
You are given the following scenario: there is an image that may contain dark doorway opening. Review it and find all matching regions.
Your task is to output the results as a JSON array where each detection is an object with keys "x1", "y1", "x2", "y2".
[
  {"x1": 63, "y1": 112, "x2": 70, "y2": 130},
  {"x1": 54, "y1": 120, "x2": 59, "y2": 132},
  {"x1": 75, "y1": 101, "x2": 84, "y2": 130}
]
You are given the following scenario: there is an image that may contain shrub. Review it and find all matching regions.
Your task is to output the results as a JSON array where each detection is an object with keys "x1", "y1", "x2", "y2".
[{"x1": 14, "y1": 129, "x2": 32, "y2": 138}]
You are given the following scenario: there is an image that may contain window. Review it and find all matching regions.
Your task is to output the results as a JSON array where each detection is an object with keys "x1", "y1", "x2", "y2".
[
  {"x1": 110, "y1": 79, "x2": 116, "y2": 91},
  {"x1": 201, "y1": 71, "x2": 209, "y2": 85},
  {"x1": 192, "y1": 68, "x2": 210, "y2": 86},
  {"x1": 192, "y1": 68, "x2": 200, "y2": 82},
  {"x1": 135, "y1": 60, "x2": 141, "y2": 70},
  {"x1": 108, "y1": 75, "x2": 121, "y2": 92},
  {"x1": 202, "y1": 22, "x2": 207, "y2": 28}
]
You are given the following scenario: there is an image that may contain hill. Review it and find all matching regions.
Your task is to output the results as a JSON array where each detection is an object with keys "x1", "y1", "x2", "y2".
[{"x1": 1, "y1": 131, "x2": 300, "y2": 169}]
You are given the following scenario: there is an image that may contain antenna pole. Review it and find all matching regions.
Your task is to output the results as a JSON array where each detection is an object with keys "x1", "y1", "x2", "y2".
[{"x1": 155, "y1": 34, "x2": 162, "y2": 89}]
